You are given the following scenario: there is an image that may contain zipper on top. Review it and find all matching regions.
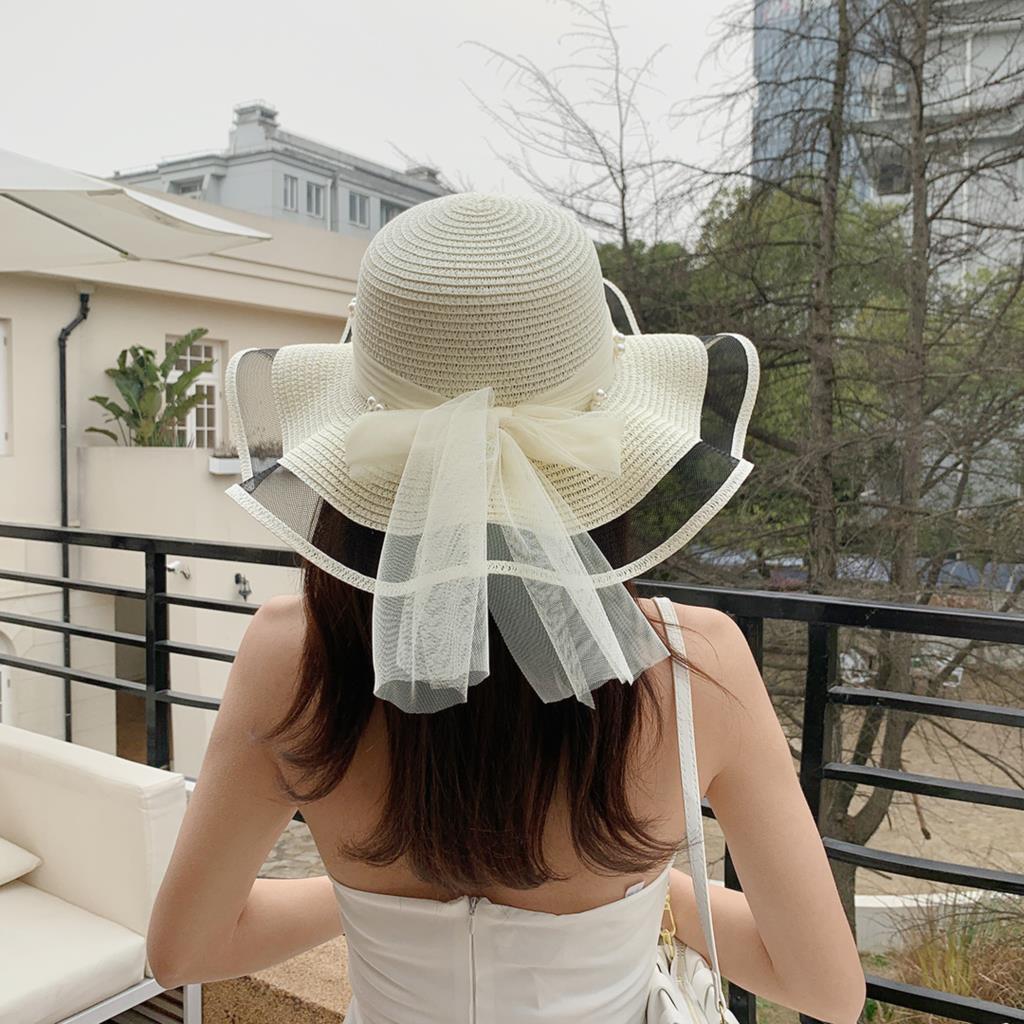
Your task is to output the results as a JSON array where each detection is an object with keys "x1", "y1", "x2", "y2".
[{"x1": 468, "y1": 896, "x2": 479, "y2": 1024}]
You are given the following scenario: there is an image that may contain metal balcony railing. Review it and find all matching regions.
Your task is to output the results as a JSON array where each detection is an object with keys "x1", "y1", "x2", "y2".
[{"x1": 0, "y1": 520, "x2": 1022, "y2": 1024}]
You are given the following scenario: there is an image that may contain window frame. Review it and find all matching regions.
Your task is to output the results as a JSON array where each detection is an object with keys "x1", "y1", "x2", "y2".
[
  {"x1": 349, "y1": 190, "x2": 370, "y2": 227},
  {"x1": 306, "y1": 181, "x2": 325, "y2": 218},
  {"x1": 0, "y1": 321, "x2": 9, "y2": 456},
  {"x1": 164, "y1": 335, "x2": 223, "y2": 450},
  {"x1": 283, "y1": 174, "x2": 299, "y2": 211},
  {"x1": 170, "y1": 177, "x2": 204, "y2": 198}
]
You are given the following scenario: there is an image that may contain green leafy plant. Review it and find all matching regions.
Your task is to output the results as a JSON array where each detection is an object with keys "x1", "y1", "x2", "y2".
[{"x1": 86, "y1": 328, "x2": 214, "y2": 446}]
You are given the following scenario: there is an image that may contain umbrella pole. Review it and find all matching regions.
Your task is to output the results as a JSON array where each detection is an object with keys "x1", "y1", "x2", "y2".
[{"x1": 58, "y1": 292, "x2": 90, "y2": 742}]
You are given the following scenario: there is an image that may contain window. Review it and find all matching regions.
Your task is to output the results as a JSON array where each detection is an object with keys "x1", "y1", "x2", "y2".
[
  {"x1": 381, "y1": 200, "x2": 408, "y2": 225},
  {"x1": 306, "y1": 181, "x2": 325, "y2": 218},
  {"x1": 876, "y1": 158, "x2": 910, "y2": 196},
  {"x1": 170, "y1": 178, "x2": 204, "y2": 198},
  {"x1": 349, "y1": 190, "x2": 370, "y2": 227},
  {"x1": 283, "y1": 174, "x2": 298, "y2": 211},
  {"x1": 0, "y1": 321, "x2": 9, "y2": 456},
  {"x1": 165, "y1": 336, "x2": 221, "y2": 449}
]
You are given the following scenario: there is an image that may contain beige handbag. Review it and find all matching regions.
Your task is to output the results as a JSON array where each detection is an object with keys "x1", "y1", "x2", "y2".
[{"x1": 646, "y1": 597, "x2": 740, "y2": 1024}]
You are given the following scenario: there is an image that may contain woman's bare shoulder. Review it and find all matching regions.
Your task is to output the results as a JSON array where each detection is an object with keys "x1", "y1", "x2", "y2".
[
  {"x1": 236, "y1": 594, "x2": 307, "y2": 724},
  {"x1": 637, "y1": 597, "x2": 766, "y2": 774}
]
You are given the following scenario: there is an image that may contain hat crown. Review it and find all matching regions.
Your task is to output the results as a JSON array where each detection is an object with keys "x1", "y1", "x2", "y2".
[{"x1": 351, "y1": 192, "x2": 613, "y2": 405}]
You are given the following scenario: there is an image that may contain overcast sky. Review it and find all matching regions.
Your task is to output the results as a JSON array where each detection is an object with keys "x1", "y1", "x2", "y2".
[{"x1": 4, "y1": 0, "x2": 748, "y2": 225}]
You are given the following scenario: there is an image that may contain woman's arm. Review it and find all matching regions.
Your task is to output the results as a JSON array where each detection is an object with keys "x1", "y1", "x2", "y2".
[
  {"x1": 163, "y1": 874, "x2": 344, "y2": 986},
  {"x1": 147, "y1": 596, "x2": 343, "y2": 989},
  {"x1": 668, "y1": 602, "x2": 866, "y2": 1024}
]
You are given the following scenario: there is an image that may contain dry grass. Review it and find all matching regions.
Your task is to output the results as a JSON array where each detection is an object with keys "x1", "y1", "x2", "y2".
[{"x1": 865, "y1": 895, "x2": 1024, "y2": 1023}]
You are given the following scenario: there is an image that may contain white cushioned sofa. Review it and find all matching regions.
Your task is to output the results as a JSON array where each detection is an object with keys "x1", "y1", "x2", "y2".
[{"x1": 0, "y1": 722, "x2": 199, "y2": 1024}]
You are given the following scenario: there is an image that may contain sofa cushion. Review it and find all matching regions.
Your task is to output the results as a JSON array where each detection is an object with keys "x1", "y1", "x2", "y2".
[
  {"x1": 0, "y1": 880, "x2": 146, "y2": 1024},
  {"x1": 0, "y1": 836, "x2": 42, "y2": 886}
]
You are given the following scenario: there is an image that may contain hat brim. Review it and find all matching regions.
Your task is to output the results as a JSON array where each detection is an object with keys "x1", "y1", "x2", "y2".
[{"x1": 223, "y1": 283, "x2": 758, "y2": 592}]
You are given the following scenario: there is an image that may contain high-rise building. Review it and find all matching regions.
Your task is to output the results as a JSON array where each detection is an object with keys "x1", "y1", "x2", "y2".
[
  {"x1": 751, "y1": 0, "x2": 1024, "y2": 225},
  {"x1": 750, "y1": 0, "x2": 873, "y2": 195}
]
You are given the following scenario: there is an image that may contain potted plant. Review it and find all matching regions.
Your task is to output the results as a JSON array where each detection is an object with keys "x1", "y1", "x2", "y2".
[{"x1": 86, "y1": 327, "x2": 214, "y2": 446}]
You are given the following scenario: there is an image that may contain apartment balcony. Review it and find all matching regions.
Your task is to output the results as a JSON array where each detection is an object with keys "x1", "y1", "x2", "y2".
[{"x1": 0, "y1": 521, "x2": 1022, "y2": 1024}]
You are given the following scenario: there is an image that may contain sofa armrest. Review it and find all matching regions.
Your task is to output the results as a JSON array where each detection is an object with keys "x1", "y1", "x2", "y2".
[{"x1": 0, "y1": 723, "x2": 187, "y2": 939}]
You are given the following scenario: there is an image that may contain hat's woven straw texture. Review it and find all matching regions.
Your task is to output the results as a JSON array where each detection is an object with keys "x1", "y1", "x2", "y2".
[{"x1": 355, "y1": 192, "x2": 610, "y2": 404}]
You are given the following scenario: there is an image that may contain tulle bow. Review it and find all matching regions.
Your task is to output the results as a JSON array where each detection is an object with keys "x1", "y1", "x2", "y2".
[{"x1": 344, "y1": 386, "x2": 670, "y2": 713}]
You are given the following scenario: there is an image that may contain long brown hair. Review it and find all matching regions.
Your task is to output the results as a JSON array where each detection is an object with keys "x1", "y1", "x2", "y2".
[{"x1": 258, "y1": 498, "x2": 719, "y2": 892}]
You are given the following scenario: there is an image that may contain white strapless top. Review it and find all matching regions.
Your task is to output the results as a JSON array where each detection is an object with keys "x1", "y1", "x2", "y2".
[{"x1": 330, "y1": 863, "x2": 672, "y2": 1024}]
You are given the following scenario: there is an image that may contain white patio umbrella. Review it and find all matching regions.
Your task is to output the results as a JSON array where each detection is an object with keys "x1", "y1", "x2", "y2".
[{"x1": 0, "y1": 146, "x2": 271, "y2": 272}]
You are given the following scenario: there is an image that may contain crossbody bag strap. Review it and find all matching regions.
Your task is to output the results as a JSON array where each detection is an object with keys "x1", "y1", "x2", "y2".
[{"x1": 652, "y1": 595, "x2": 728, "y2": 1019}]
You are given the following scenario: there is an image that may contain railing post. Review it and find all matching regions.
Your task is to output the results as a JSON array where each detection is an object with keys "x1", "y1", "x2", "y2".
[
  {"x1": 800, "y1": 622, "x2": 837, "y2": 822},
  {"x1": 797, "y1": 621, "x2": 838, "y2": 1024},
  {"x1": 144, "y1": 546, "x2": 171, "y2": 769}
]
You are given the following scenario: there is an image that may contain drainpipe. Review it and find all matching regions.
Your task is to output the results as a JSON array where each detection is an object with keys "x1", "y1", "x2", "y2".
[{"x1": 58, "y1": 289, "x2": 91, "y2": 741}]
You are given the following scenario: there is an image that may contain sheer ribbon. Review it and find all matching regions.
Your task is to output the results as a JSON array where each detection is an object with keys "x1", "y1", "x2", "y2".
[{"x1": 343, "y1": 343, "x2": 671, "y2": 713}]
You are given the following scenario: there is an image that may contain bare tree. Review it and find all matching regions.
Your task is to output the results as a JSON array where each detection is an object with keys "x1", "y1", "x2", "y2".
[{"x1": 461, "y1": 0, "x2": 687, "y2": 298}]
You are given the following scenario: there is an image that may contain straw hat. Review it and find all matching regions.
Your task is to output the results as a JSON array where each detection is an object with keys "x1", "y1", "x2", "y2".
[{"x1": 223, "y1": 191, "x2": 759, "y2": 712}]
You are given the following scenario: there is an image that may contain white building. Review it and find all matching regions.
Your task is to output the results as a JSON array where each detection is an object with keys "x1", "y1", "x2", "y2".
[
  {"x1": 110, "y1": 99, "x2": 452, "y2": 240},
  {"x1": 0, "y1": 189, "x2": 367, "y2": 772}
]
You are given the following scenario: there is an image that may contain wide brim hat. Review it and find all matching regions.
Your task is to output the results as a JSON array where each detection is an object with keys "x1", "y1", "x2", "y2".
[{"x1": 222, "y1": 191, "x2": 759, "y2": 711}]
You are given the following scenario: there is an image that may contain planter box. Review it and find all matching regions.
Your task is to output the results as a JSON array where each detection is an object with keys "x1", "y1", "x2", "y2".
[{"x1": 208, "y1": 455, "x2": 241, "y2": 476}]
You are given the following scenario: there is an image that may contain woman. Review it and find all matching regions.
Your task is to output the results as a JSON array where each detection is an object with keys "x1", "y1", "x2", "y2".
[{"x1": 146, "y1": 192, "x2": 865, "y2": 1023}]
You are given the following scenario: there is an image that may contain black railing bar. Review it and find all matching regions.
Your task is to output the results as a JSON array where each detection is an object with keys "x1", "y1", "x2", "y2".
[
  {"x1": 152, "y1": 689, "x2": 221, "y2": 712},
  {"x1": 823, "y1": 762, "x2": 1024, "y2": 810},
  {"x1": 145, "y1": 550, "x2": 171, "y2": 770},
  {"x1": 823, "y1": 838, "x2": 1024, "y2": 894},
  {"x1": 159, "y1": 593, "x2": 262, "y2": 615},
  {"x1": 0, "y1": 567, "x2": 146, "y2": 600},
  {"x1": 829, "y1": 685, "x2": 1024, "y2": 728},
  {"x1": 0, "y1": 652, "x2": 147, "y2": 695},
  {"x1": 640, "y1": 579, "x2": 1024, "y2": 644},
  {"x1": 0, "y1": 610, "x2": 146, "y2": 648},
  {"x1": 155, "y1": 639, "x2": 236, "y2": 664},
  {"x1": 799, "y1": 621, "x2": 835, "y2": 820},
  {"x1": 0, "y1": 521, "x2": 299, "y2": 567},
  {"x1": 864, "y1": 971, "x2": 1024, "y2": 1024}
]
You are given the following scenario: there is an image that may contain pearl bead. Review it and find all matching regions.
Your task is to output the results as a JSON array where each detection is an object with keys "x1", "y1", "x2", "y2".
[
  {"x1": 366, "y1": 394, "x2": 378, "y2": 409},
  {"x1": 373, "y1": 401, "x2": 385, "y2": 411},
  {"x1": 614, "y1": 341, "x2": 626, "y2": 356}
]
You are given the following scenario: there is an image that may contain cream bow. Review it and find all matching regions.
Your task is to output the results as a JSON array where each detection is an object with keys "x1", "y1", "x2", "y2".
[
  {"x1": 341, "y1": 385, "x2": 670, "y2": 714},
  {"x1": 345, "y1": 396, "x2": 625, "y2": 479}
]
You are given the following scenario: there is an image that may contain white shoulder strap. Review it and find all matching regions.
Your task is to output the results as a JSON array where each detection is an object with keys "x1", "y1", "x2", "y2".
[{"x1": 652, "y1": 595, "x2": 728, "y2": 1017}]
